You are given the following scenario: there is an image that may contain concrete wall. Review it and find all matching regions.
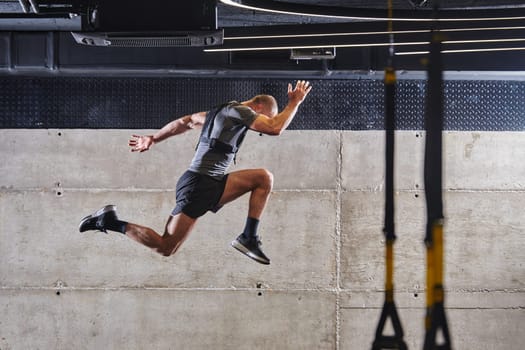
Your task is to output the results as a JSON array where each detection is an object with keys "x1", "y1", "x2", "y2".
[{"x1": 1, "y1": 129, "x2": 524, "y2": 349}]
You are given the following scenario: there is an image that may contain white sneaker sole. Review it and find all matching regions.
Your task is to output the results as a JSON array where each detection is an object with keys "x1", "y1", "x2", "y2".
[{"x1": 231, "y1": 239, "x2": 270, "y2": 265}]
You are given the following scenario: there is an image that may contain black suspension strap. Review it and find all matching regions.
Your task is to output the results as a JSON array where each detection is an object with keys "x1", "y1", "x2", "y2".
[
  {"x1": 422, "y1": 5, "x2": 452, "y2": 350},
  {"x1": 372, "y1": 1, "x2": 407, "y2": 349}
]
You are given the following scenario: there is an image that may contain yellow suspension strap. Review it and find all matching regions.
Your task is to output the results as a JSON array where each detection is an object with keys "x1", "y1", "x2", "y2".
[
  {"x1": 372, "y1": 1, "x2": 407, "y2": 349},
  {"x1": 422, "y1": 6, "x2": 452, "y2": 349}
]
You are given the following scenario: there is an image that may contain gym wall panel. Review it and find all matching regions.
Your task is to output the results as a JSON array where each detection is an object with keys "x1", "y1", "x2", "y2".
[
  {"x1": 1, "y1": 128, "x2": 524, "y2": 349},
  {"x1": 1, "y1": 72, "x2": 524, "y2": 349},
  {"x1": 340, "y1": 190, "x2": 525, "y2": 291},
  {"x1": 0, "y1": 289, "x2": 337, "y2": 350},
  {"x1": 342, "y1": 131, "x2": 525, "y2": 191},
  {"x1": 0, "y1": 188, "x2": 337, "y2": 290},
  {"x1": 340, "y1": 304, "x2": 524, "y2": 350},
  {"x1": 0, "y1": 130, "x2": 340, "y2": 191}
]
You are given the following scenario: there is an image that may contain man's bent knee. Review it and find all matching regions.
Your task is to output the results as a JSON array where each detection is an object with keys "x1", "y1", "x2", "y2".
[
  {"x1": 257, "y1": 168, "x2": 274, "y2": 189},
  {"x1": 159, "y1": 238, "x2": 182, "y2": 257},
  {"x1": 161, "y1": 247, "x2": 178, "y2": 257},
  {"x1": 158, "y1": 213, "x2": 196, "y2": 257}
]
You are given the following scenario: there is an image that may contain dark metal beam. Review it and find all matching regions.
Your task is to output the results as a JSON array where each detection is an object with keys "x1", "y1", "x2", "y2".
[
  {"x1": 0, "y1": 15, "x2": 81, "y2": 30},
  {"x1": 220, "y1": 0, "x2": 525, "y2": 21}
]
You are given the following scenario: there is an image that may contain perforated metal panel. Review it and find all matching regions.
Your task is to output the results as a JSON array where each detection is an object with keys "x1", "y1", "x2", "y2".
[
  {"x1": 443, "y1": 80, "x2": 525, "y2": 131},
  {"x1": 0, "y1": 76, "x2": 523, "y2": 130}
]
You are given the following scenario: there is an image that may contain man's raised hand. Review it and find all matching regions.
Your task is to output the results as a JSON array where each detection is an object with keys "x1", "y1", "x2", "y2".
[{"x1": 287, "y1": 80, "x2": 313, "y2": 105}]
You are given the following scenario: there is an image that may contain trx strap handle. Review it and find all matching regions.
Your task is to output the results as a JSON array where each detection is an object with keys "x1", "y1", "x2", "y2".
[
  {"x1": 372, "y1": 2, "x2": 407, "y2": 348},
  {"x1": 423, "y1": 9, "x2": 452, "y2": 349}
]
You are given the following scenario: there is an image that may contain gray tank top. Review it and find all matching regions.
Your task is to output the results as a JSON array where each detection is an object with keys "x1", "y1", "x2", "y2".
[{"x1": 189, "y1": 101, "x2": 258, "y2": 179}]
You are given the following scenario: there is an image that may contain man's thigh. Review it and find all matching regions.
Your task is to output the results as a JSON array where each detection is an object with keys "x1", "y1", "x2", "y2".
[{"x1": 218, "y1": 168, "x2": 269, "y2": 206}]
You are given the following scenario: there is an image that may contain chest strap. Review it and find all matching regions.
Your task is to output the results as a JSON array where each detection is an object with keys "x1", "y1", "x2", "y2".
[{"x1": 199, "y1": 101, "x2": 246, "y2": 155}]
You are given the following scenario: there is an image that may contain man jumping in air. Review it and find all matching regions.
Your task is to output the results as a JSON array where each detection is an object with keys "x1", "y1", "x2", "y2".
[{"x1": 79, "y1": 80, "x2": 312, "y2": 265}]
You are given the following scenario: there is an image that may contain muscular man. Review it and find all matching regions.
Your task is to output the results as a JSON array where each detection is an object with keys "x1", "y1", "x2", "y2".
[{"x1": 79, "y1": 80, "x2": 312, "y2": 265}]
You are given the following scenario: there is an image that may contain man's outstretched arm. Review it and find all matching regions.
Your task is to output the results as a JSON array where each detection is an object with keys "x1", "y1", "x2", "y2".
[
  {"x1": 250, "y1": 80, "x2": 312, "y2": 136},
  {"x1": 129, "y1": 111, "x2": 206, "y2": 152}
]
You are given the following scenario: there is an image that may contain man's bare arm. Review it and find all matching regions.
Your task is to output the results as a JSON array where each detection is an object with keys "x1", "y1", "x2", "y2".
[
  {"x1": 250, "y1": 80, "x2": 312, "y2": 135},
  {"x1": 129, "y1": 111, "x2": 206, "y2": 152}
]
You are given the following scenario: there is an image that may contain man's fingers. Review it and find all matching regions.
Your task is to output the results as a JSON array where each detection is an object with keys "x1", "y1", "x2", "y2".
[
  {"x1": 293, "y1": 80, "x2": 311, "y2": 91},
  {"x1": 289, "y1": 80, "x2": 312, "y2": 93},
  {"x1": 306, "y1": 84, "x2": 313, "y2": 94}
]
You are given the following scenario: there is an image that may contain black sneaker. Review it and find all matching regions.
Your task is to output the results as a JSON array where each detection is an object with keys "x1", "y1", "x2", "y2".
[
  {"x1": 231, "y1": 234, "x2": 270, "y2": 265},
  {"x1": 79, "y1": 205, "x2": 118, "y2": 233}
]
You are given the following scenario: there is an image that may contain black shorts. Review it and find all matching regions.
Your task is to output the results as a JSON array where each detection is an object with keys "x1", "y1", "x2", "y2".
[{"x1": 172, "y1": 170, "x2": 229, "y2": 218}]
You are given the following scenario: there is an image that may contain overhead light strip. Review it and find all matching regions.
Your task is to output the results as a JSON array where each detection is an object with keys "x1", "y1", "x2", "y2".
[
  {"x1": 444, "y1": 38, "x2": 525, "y2": 45},
  {"x1": 205, "y1": 38, "x2": 525, "y2": 53},
  {"x1": 205, "y1": 41, "x2": 429, "y2": 52},
  {"x1": 220, "y1": 0, "x2": 525, "y2": 21},
  {"x1": 396, "y1": 46, "x2": 525, "y2": 55},
  {"x1": 443, "y1": 26, "x2": 525, "y2": 33},
  {"x1": 225, "y1": 29, "x2": 428, "y2": 40},
  {"x1": 224, "y1": 26, "x2": 525, "y2": 41}
]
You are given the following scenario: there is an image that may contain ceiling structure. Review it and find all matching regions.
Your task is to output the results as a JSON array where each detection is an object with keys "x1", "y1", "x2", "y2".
[
  {"x1": 218, "y1": 1, "x2": 525, "y2": 26},
  {"x1": 0, "y1": 1, "x2": 523, "y2": 131},
  {"x1": 0, "y1": 0, "x2": 524, "y2": 73},
  {"x1": 4, "y1": 1, "x2": 525, "y2": 25},
  {"x1": 214, "y1": 1, "x2": 525, "y2": 71}
]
